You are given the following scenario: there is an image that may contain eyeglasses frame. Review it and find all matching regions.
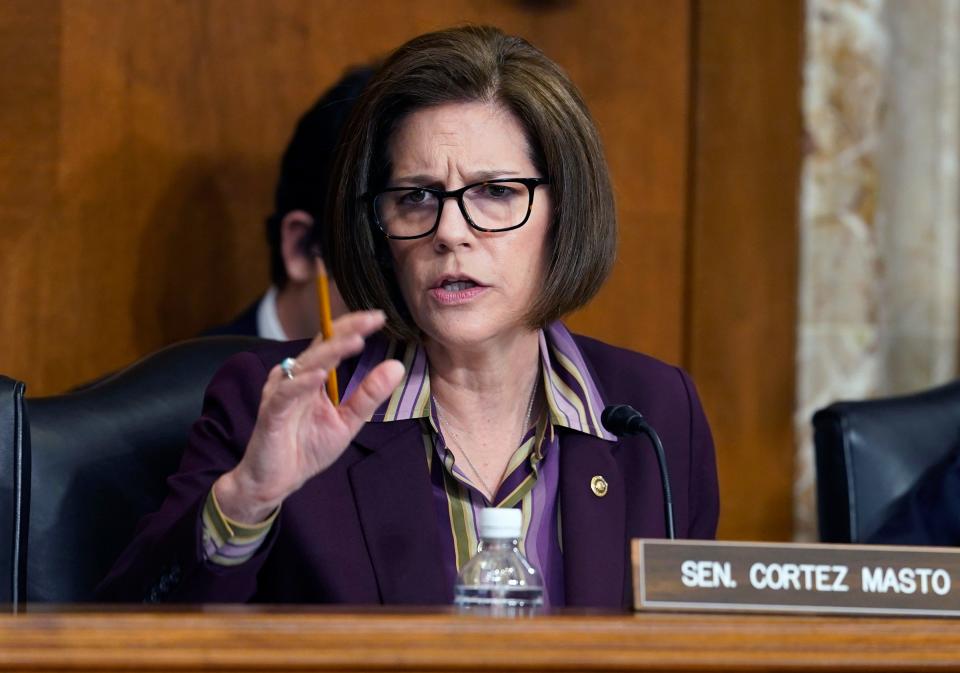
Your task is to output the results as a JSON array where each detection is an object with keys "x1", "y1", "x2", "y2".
[{"x1": 363, "y1": 177, "x2": 550, "y2": 240}]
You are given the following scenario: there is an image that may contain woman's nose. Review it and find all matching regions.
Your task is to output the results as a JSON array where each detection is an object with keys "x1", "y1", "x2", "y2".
[{"x1": 432, "y1": 197, "x2": 474, "y2": 251}]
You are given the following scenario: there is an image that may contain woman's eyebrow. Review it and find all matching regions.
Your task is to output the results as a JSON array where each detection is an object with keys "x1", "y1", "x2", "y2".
[
  {"x1": 470, "y1": 169, "x2": 521, "y2": 181},
  {"x1": 389, "y1": 173, "x2": 438, "y2": 185},
  {"x1": 391, "y1": 169, "x2": 522, "y2": 185}
]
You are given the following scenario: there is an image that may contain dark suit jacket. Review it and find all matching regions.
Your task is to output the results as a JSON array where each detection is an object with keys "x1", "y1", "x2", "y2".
[
  {"x1": 98, "y1": 333, "x2": 719, "y2": 608},
  {"x1": 203, "y1": 299, "x2": 260, "y2": 338},
  {"x1": 869, "y1": 445, "x2": 960, "y2": 545}
]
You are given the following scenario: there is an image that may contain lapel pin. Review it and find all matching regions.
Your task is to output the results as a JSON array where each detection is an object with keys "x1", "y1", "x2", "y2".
[{"x1": 590, "y1": 475, "x2": 608, "y2": 498}]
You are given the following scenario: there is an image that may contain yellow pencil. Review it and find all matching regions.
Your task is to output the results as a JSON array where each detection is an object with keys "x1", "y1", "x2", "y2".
[{"x1": 317, "y1": 268, "x2": 340, "y2": 405}]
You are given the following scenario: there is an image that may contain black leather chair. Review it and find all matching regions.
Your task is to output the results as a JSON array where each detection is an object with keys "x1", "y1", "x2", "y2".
[
  {"x1": 0, "y1": 336, "x2": 264, "y2": 608},
  {"x1": 0, "y1": 377, "x2": 29, "y2": 606},
  {"x1": 813, "y1": 380, "x2": 960, "y2": 543}
]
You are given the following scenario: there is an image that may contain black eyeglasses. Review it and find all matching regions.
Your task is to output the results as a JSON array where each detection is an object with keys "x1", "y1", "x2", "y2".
[{"x1": 364, "y1": 177, "x2": 550, "y2": 240}]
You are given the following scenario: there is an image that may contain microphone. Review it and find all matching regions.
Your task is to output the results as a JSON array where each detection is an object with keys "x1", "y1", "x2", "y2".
[{"x1": 601, "y1": 404, "x2": 676, "y2": 539}]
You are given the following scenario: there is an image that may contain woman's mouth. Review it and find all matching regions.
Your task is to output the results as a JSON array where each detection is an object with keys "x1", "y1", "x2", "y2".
[
  {"x1": 446, "y1": 280, "x2": 476, "y2": 291},
  {"x1": 430, "y1": 278, "x2": 487, "y2": 305}
]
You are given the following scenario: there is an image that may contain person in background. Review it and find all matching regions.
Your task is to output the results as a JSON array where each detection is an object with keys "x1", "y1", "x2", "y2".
[
  {"x1": 206, "y1": 67, "x2": 373, "y2": 340},
  {"x1": 100, "y1": 26, "x2": 719, "y2": 609}
]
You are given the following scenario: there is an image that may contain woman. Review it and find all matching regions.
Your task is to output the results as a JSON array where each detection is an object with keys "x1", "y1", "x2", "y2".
[{"x1": 100, "y1": 26, "x2": 718, "y2": 609}]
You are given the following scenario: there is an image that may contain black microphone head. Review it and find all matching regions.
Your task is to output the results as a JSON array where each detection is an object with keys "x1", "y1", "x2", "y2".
[{"x1": 601, "y1": 404, "x2": 645, "y2": 437}]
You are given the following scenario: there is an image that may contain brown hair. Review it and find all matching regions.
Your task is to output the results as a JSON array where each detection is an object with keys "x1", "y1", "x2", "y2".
[{"x1": 325, "y1": 25, "x2": 616, "y2": 342}]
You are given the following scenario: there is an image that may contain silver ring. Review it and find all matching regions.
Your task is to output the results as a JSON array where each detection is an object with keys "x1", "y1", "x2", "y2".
[{"x1": 280, "y1": 357, "x2": 297, "y2": 380}]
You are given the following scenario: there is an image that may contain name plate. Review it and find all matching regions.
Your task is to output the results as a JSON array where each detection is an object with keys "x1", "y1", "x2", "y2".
[{"x1": 633, "y1": 539, "x2": 960, "y2": 617}]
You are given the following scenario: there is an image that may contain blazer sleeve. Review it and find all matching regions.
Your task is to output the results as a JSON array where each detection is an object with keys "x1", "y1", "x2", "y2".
[
  {"x1": 678, "y1": 368, "x2": 720, "y2": 540},
  {"x1": 96, "y1": 351, "x2": 279, "y2": 602}
]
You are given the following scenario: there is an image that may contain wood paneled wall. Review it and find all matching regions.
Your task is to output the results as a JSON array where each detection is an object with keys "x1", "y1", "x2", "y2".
[
  {"x1": 684, "y1": 1, "x2": 802, "y2": 540},
  {"x1": 0, "y1": 0, "x2": 800, "y2": 541}
]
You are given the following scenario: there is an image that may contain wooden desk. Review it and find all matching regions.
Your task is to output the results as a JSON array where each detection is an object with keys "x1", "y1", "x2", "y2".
[{"x1": 0, "y1": 607, "x2": 957, "y2": 672}]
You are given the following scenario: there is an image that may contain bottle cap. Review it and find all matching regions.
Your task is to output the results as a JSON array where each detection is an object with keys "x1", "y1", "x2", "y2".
[{"x1": 479, "y1": 507, "x2": 522, "y2": 539}]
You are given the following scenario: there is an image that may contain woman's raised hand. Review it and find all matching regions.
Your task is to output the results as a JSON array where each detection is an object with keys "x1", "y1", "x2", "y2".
[{"x1": 213, "y1": 310, "x2": 405, "y2": 524}]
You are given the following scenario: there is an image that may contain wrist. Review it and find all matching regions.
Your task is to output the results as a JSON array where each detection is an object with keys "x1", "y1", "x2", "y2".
[{"x1": 213, "y1": 470, "x2": 283, "y2": 525}]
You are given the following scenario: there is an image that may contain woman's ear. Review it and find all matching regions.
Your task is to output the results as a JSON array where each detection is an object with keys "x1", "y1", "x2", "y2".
[{"x1": 280, "y1": 210, "x2": 316, "y2": 284}]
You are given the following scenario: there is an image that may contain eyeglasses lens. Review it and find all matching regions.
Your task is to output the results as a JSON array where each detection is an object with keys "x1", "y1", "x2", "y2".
[{"x1": 375, "y1": 181, "x2": 531, "y2": 237}]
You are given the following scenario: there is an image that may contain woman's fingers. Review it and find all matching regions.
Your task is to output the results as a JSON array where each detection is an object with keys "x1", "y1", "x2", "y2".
[
  {"x1": 261, "y1": 309, "x2": 388, "y2": 408},
  {"x1": 295, "y1": 310, "x2": 386, "y2": 374},
  {"x1": 259, "y1": 309, "x2": 390, "y2": 422},
  {"x1": 239, "y1": 333, "x2": 402, "y2": 508},
  {"x1": 338, "y1": 359, "x2": 406, "y2": 435},
  {"x1": 262, "y1": 364, "x2": 329, "y2": 409},
  {"x1": 288, "y1": 331, "x2": 363, "y2": 378},
  {"x1": 328, "y1": 308, "x2": 387, "y2": 337}
]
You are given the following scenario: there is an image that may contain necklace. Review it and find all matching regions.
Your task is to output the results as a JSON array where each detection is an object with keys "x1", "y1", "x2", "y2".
[{"x1": 435, "y1": 377, "x2": 539, "y2": 501}]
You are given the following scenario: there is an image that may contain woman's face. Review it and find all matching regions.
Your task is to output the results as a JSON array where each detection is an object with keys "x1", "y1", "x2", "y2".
[{"x1": 385, "y1": 101, "x2": 552, "y2": 350}]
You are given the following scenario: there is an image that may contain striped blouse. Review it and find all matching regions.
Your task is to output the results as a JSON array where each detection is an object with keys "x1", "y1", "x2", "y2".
[{"x1": 202, "y1": 321, "x2": 615, "y2": 607}]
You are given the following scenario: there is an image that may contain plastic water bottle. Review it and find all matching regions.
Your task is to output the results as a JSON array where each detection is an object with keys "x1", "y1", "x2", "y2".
[{"x1": 453, "y1": 508, "x2": 544, "y2": 614}]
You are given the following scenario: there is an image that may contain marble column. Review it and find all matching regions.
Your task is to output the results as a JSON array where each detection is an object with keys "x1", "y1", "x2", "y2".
[{"x1": 796, "y1": 0, "x2": 960, "y2": 541}]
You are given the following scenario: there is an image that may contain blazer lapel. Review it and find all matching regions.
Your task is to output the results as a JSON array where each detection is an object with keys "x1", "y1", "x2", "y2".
[
  {"x1": 348, "y1": 419, "x2": 450, "y2": 605},
  {"x1": 560, "y1": 430, "x2": 627, "y2": 608}
]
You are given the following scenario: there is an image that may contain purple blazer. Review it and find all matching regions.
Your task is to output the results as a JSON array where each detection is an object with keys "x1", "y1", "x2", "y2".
[{"x1": 98, "y1": 333, "x2": 719, "y2": 609}]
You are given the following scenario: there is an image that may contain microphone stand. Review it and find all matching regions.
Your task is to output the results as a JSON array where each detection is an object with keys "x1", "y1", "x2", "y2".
[
  {"x1": 602, "y1": 405, "x2": 676, "y2": 540},
  {"x1": 635, "y1": 418, "x2": 675, "y2": 540}
]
